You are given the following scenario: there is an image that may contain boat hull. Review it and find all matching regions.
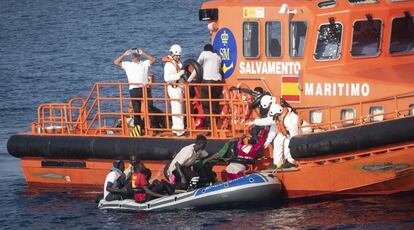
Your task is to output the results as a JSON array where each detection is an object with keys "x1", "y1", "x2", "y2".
[
  {"x1": 278, "y1": 142, "x2": 414, "y2": 198},
  {"x1": 18, "y1": 140, "x2": 414, "y2": 199},
  {"x1": 98, "y1": 172, "x2": 281, "y2": 211}
]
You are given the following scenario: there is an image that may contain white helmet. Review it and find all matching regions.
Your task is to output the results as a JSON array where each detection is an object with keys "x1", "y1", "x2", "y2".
[
  {"x1": 169, "y1": 44, "x2": 182, "y2": 56},
  {"x1": 260, "y1": 95, "x2": 274, "y2": 109},
  {"x1": 269, "y1": 103, "x2": 283, "y2": 116}
]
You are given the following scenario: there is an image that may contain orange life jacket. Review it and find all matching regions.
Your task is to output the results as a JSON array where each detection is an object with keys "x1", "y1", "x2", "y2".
[
  {"x1": 162, "y1": 56, "x2": 181, "y2": 72},
  {"x1": 277, "y1": 107, "x2": 289, "y2": 136}
]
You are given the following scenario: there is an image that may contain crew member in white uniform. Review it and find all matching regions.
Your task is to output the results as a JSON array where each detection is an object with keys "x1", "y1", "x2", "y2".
[
  {"x1": 192, "y1": 44, "x2": 222, "y2": 127},
  {"x1": 163, "y1": 44, "x2": 186, "y2": 136},
  {"x1": 248, "y1": 97, "x2": 298, "y2": 169},
  {"x1": 272, "y1": 103, "x2": 298, "y2": 168}
]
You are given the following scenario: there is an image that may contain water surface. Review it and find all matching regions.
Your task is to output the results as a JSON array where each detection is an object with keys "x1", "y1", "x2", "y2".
[{"x1": 1, "y1": 0, "x2": 414, "y2": 229}]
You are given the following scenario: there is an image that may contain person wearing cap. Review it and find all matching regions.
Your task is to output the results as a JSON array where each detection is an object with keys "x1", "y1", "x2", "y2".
[
  {"x1": 114, "y1": 48, "x2": 156, "y2": 135},
  {"x1": 103, "y1": 160, "x2": 128, "y2": 201},
  {"x1": 163, "y1": 44, "x2": 186, "y2": 136}
]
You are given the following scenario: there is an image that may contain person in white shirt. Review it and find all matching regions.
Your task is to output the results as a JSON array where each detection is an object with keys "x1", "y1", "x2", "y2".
[
  {"x1": 103, "y1": 160, "x2": 127, "y2": 201},
  {"x1": 114, "y1": 48, "x2": 156, "y2": 133},
  {"x1": 197, "y1": 44, "x2": 222, "y2": 128},
  {"x1": 167, "y1": 135, "x2": 209, "y2": 187},
  {"x1": 163, "y1": 44, "x2": 186, "y2": 136}
]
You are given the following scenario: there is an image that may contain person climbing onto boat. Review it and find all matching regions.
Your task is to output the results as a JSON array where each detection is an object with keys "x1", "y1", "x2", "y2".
[
  {"x1": 190, "y1": 44, "x2": 223, "y2": 128},
  {"x1": 163, "y1": 44, "x2": 186, "y2": 136},
  {"x1": 114, "y1": 48, "x2": 156, "y2": 136},
  {"x1": 225, "y1": 128, "x2": 269, "y2": 180},
  {"x1": 166, "y1": 135, "x2": 209, "y2": 189},
  {"x1": 103, "y1": 160, "x2": 128, "y2": 201},
  {"x1": 132, "y1": 161, "x2": 174, "y2": 203}
]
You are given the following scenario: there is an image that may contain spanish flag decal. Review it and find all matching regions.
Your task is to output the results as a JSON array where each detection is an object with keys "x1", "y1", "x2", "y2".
[{"x1": 281, "y1": 75, "x2": 301, "y2": 102}]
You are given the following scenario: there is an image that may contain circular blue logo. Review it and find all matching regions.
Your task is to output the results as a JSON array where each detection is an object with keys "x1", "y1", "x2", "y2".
[{"x1": 213, "y1": 28, "x2": 237, "y2": 79}]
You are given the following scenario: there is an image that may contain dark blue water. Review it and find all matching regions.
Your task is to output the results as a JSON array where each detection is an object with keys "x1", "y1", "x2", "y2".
[{"x1": 1, "y1": 0, "x2": 414, "y2": 229}]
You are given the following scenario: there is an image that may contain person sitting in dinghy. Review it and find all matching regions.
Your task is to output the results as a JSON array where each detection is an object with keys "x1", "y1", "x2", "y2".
[
  {"x1": 132, "y1": 161, "x2": 174, "y2": 203},
  {"x1": 167, "y1": 135, "x2": 209, "y2": 189},
  {"x1": 103, "y1": 160, "x2": 128, "y2": 201}
]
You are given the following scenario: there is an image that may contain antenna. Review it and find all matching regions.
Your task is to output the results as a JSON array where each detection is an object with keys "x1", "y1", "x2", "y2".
[{"x1": 278, "y1": 3, "x2": 297, "y2": 15}]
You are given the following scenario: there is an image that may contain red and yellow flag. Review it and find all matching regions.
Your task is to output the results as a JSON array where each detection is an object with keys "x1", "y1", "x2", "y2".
[{"x1": 281, "y1": 75, "x2": 301, "y2": 102}]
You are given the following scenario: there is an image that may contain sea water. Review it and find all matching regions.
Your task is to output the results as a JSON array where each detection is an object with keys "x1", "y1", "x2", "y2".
[{"x1": 1, "y1": 0, "x2": 414, "y2": 229}]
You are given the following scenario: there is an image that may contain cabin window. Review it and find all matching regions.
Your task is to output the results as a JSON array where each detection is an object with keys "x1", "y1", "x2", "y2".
[
  {"x1": 409, "y1": 103, "x2": 414, "y2": 116},
  {"x1": 310, "y1": 110, "x2": 323, "y2": 124},
  {"x1": 351, "y1": 19, "x2": 382, "y2": 57},
  {"x1": 369, "y1": 106, "x2": 384, "y2": 122},
  {"x1": 390, "y1": 16, "x2": 414, "y2": 54},
  {"x1": 340, "y1": 108, "x2": 356, "y2": 126},
  {"x1": 290, "y1": 21, "x2": 307, "y2": 58},
  {"x1": 348, "y1": 0, "x2": 378, "y2": 4},
  {"x1": 315, "y1": 23, "x2": 343, "y2": 60},
  {"x1": 317, "y1": 0, "x2": 337, "y2": 9},
  {"x1": 265, "y1": 21, "x2": 282, "y2": 58},
  {"x1": 243, "y1": 21, "x2": 259, "y2": 58}
]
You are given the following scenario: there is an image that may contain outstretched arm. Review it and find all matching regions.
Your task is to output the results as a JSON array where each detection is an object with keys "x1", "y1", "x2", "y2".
[
  {"x1": 114, "y1": 50, "x2": 131, "y2": 68},
  {"x1": 251, "y1": 128, "x2": 269, "y2": 153},
  {"x1": 106, "y1": 182, "x2": 126, "y2": 194},
  {"x1": 143, "y1": 186, "x2": 165, "y2": 198}
]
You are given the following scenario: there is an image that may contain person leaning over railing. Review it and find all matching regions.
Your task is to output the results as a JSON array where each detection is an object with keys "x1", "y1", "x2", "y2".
[{"x1": 114, "y1": 48, "x2": 156, "y2": 136}]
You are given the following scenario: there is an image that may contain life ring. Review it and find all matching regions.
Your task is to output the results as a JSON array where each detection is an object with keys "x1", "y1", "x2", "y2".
[
  {"x1": 230, "y1": 83, "x2": 254, "y2": 124},
  {"x1": 182, "y1": 59, "x2": 203, "y2": 83}
]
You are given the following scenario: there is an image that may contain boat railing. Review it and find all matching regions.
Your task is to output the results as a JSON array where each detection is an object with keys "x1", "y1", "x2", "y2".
[
  {"x1": 32, "y1": 82, "x2": 250, "y2": 139},
  {"x1": 297, "y1": 91, "x2": 414, "y2": 133}
]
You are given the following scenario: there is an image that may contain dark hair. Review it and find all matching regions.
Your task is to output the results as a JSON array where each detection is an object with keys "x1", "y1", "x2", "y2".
[
  {"x1": 133, "y1": 161, "x2": 144, "y2": 172},
  {"x1": 253, "y1": 87, "x2": 264, "y2": 94},
  {"x1": 142, "y1": 168, "x2": 152, "y2": 181},
  {"x1": 204, "y1": 44, "x2": 214, "y2": 52},
  {"x1": 113, "y1": 159, "x2": 123, "y2": 169},
  {"x1": 196, "y1": 134, "x2": 207, "y2": 143}
]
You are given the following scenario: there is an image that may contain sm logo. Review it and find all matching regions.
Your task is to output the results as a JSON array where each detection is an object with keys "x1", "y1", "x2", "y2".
[{"x1": 213, "y1": 28, "x2": 237, "y2": 79}]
